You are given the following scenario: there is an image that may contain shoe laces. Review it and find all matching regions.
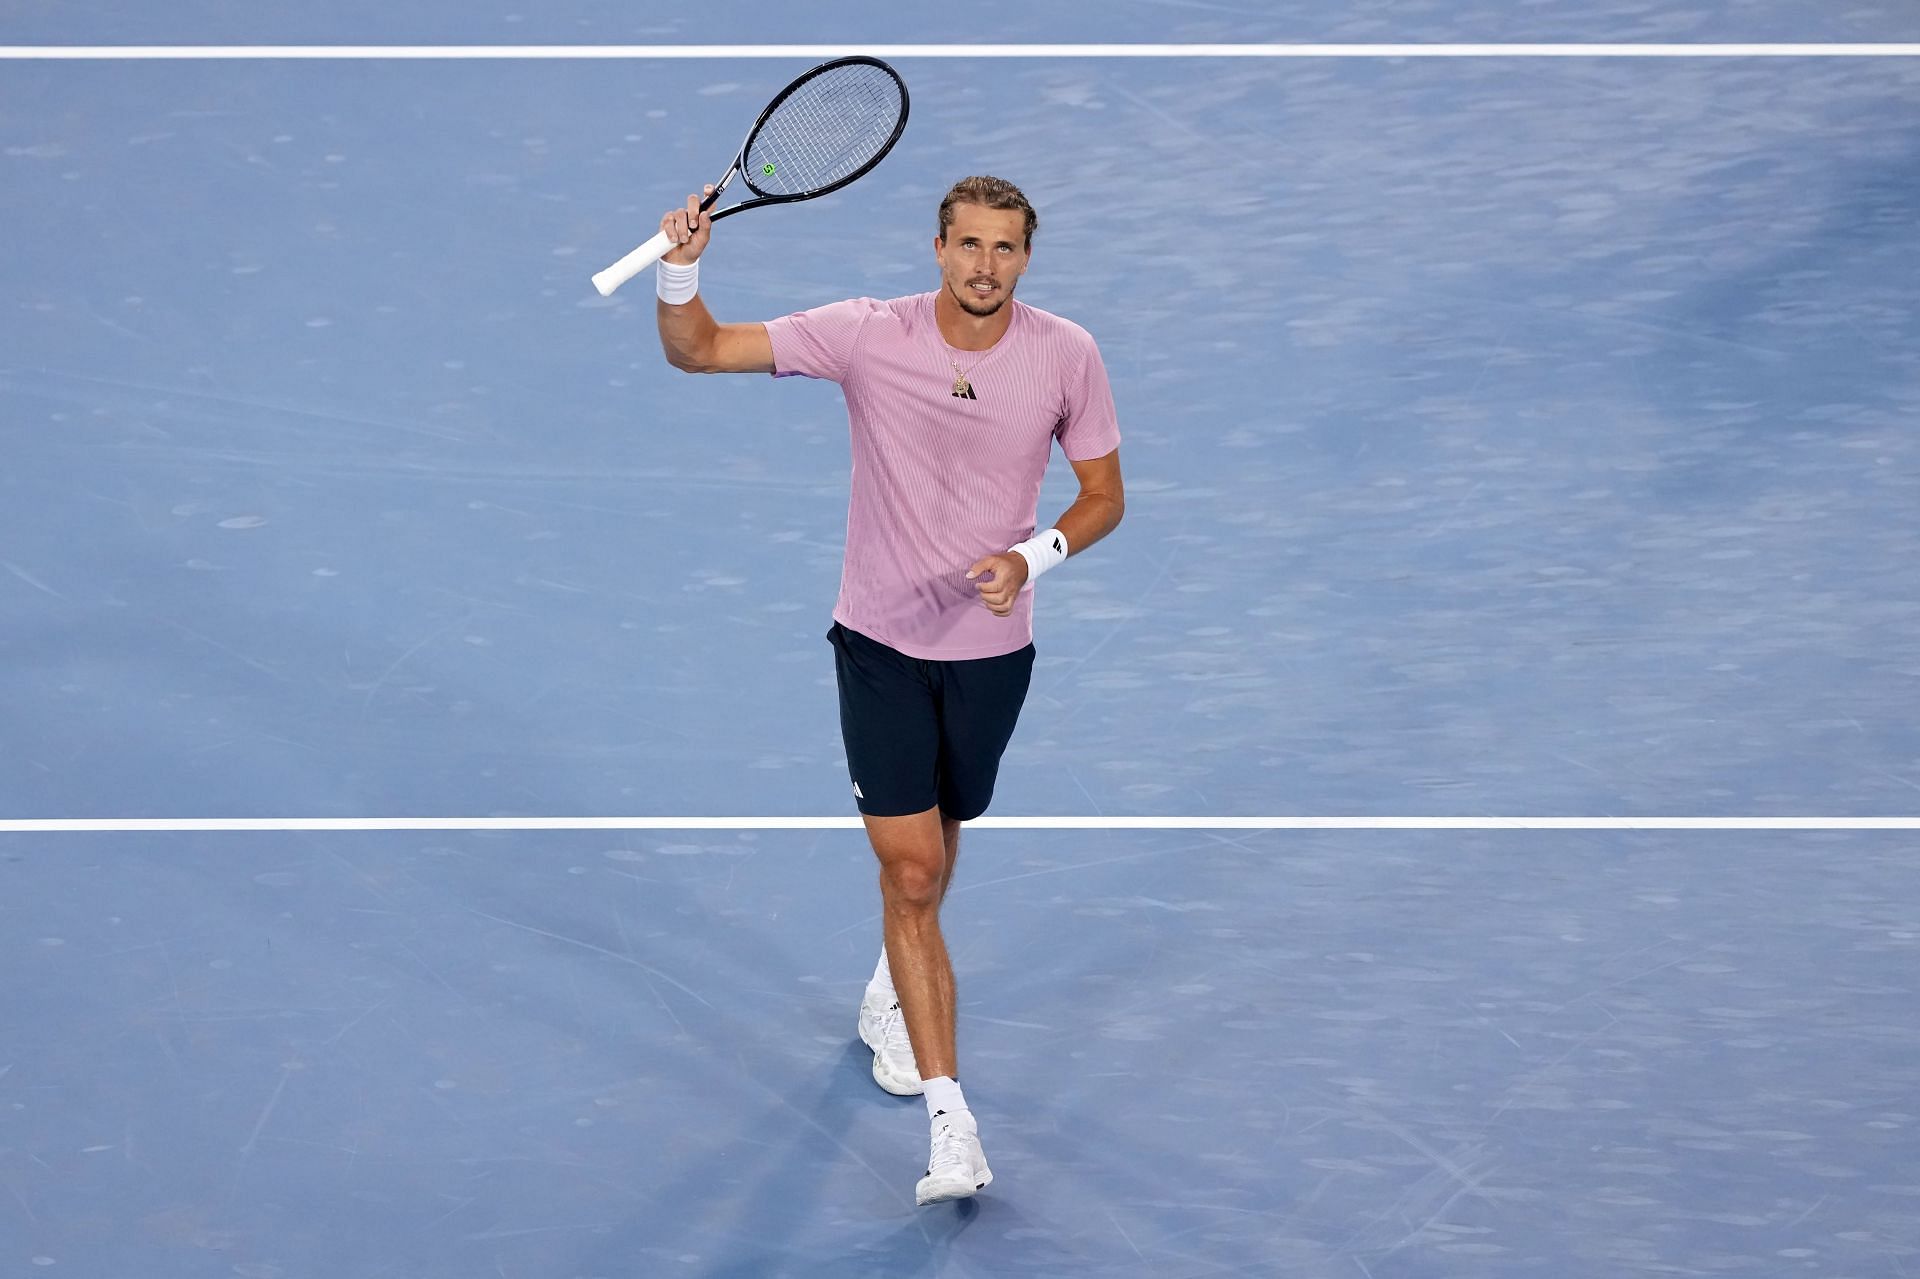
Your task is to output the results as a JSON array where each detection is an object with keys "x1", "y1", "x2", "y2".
[
  {"x1": 926, "y1": 1114, "x2": 974, "y2": 1175},
  {"x1": 879, "y1": 1000, "x2": 917, "y2": 1061}
]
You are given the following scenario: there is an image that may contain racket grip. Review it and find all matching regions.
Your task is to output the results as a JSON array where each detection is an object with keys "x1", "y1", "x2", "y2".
[{"x1": 591, "y1": 229, "x2": 676, "y2": 297}]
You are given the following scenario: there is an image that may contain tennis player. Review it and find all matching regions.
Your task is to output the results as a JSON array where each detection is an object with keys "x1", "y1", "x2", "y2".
[{"x1": 652, "y1": 176, "x2": 1124, "y2": 1205}]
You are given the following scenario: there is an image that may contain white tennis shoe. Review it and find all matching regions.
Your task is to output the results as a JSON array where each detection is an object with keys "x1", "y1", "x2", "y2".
[
  {"x1": 857, "y1": 987, "x2": 924, "y2": 1096},
  {"x1": 915, "y1": 1110, "x2": 993, "y2": 1206}
]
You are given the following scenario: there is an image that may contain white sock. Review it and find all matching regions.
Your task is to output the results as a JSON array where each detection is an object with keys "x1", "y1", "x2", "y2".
[
  {"x1": 868, "y1": 947, "x2": 894, "y2": 998},
  {"x1": 923, "y1": 1075, "x2": 967, "y2": 1122}
]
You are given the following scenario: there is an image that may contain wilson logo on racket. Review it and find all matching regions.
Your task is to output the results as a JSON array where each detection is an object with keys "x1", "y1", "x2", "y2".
[{"x1": 591, "y1": 57, "x2": 911, "y2": 297}]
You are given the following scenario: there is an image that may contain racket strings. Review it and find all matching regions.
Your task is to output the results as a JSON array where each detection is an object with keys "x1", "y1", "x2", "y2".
[{"x1": 746, "y1": 64, "x2": 904, "y2": 197}]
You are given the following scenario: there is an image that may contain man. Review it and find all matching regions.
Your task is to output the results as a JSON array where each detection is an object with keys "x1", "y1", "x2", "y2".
[{"x1": 651, "y1": 175, "x2": 1124, "y2": 1205}]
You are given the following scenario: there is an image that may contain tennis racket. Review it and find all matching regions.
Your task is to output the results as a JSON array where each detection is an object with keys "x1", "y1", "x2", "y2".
[{"x1": 591, "y1": 55, "x2": 910, "y2": 297}]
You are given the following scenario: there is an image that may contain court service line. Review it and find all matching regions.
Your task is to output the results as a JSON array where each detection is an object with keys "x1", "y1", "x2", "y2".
[
  {"x1": 3, "y1": 44, "x2": 1920, "y2": 60},
  {"x1": 1, "y1": 817, "x2": 1915, "y2": 834}
]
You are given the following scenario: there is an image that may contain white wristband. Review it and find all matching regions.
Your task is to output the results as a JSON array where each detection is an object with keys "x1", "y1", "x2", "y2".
[
  {"x1": 657, "y1": 257, "x2": 699, "y2": 305},
  {"x1": 1009, "y1": 528, "x2": 1069, "y2": 583}
]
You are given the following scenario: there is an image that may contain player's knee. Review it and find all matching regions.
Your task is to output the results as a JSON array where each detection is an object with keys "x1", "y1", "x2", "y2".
[{"x1": 879, "y1": 856, "x2": 944, "y2": 910}]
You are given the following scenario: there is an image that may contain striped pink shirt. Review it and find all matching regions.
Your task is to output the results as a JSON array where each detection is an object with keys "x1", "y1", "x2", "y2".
[{"x1": 766, "y1": 291, "x2": 1121, "y2": 660}]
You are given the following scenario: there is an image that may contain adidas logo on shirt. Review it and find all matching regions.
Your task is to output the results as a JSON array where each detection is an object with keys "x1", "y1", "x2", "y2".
[{"x1": 951, "y1": 382, "x2": 977, "y2": 400}]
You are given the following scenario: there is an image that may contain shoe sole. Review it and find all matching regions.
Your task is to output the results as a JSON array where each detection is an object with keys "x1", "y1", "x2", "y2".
[
  {"x1": 857, "y1": 1009, "x2": 924, "y2": 1097},
  {"x1": 915, "y1": 1167, "x2": 993, "y2": 1206}
]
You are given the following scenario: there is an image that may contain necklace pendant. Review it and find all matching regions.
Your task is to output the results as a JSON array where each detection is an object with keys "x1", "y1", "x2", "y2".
[{"x1": 951, "y1": 373, "x2": 972, "y2": 398}]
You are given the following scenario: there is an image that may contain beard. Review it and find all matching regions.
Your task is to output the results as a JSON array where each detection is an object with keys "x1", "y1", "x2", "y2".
[{"x1": 949, "y1": 275, "x2": 1015, "y2": 317}]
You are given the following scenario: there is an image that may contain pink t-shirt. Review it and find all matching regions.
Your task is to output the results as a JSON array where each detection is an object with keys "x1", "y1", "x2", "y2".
[{"x1": 765, "y1": 291, "x2": 1121, "y2": 660}]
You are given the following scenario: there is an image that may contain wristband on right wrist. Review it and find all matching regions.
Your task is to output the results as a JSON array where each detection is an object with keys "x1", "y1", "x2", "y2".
[{"x1": 657, "y1": 257, "x2": 700, "y2": 305}]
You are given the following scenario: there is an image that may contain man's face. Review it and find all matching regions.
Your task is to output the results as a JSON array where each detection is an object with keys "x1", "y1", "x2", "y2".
[{"x1": 935, "y1": 204, "x2": 1030, "y2": 318}]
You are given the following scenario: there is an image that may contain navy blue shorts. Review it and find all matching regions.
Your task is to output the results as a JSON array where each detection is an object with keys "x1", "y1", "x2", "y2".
[{"x1": 828, "y1": 622, "x2": 1036, "y2": 822}]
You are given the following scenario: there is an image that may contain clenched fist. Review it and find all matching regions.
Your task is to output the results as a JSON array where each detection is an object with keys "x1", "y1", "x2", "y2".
[{"x1": 965, "y1": 552, "x2": 1030, "y2": 617}]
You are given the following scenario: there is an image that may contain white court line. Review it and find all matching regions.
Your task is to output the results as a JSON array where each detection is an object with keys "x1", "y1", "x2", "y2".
[
  {"x1": 0, "y1": 817, "x2": 1915, "y2": 833},
  {"x1": 2, "y1": 44, "x2": 1920, "y2": 60}
]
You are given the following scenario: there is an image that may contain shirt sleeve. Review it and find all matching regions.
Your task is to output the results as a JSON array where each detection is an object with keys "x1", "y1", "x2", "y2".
[
  {"x1": 1054, "y1": 331, "x2": 1123, "y2": 461},
  {"x1": 764, "y1": 296, "x2": 885, "y2": 383}
]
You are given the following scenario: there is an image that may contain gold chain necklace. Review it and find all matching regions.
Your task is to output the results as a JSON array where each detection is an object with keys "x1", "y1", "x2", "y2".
[{"x1": 945, "y1": 346, "x2": 979, "y2": 398}]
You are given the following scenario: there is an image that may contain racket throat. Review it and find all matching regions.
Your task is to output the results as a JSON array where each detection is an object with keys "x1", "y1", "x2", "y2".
[{"x1": 701, "y1": 170, "x2": 737, "y2": 213}]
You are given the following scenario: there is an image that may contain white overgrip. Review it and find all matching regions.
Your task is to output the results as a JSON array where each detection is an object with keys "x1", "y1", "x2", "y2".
[{"x1": 591, "y1": 228, "x2": 675, "y2": 297}]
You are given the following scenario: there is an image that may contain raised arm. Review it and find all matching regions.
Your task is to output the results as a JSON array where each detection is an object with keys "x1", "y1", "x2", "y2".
[{"x1": 655, "y1": 188, "x2": 776, "y2": 375}]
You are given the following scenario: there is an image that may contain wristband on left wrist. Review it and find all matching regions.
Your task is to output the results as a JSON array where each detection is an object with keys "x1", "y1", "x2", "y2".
[{"x1": 1009, "y1": 528, "x2": 1069, "y2": 581}]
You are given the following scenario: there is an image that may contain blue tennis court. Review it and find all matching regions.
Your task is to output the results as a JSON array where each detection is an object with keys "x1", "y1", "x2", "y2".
[{"x1": 5, "y1": 4, "x2": 1920, "y2": 1275}]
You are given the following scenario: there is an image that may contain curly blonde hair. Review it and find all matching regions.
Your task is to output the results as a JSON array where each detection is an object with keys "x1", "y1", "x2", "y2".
[{"x1": 937, "y1": 176, "x2": 1037, "y2": 250}]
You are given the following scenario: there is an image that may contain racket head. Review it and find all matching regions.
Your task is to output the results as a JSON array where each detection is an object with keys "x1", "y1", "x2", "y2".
[{"x1": 734, "y1": 57, "x2": 910, "y2": 204}]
